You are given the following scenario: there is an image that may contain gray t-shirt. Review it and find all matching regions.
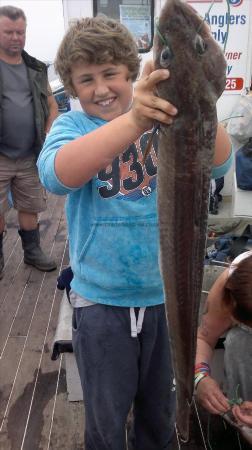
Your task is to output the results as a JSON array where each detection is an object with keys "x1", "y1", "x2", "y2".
[
  {"x1": 0, "y1": 59, "x2": 36, "y2": 159},
  {"x1": 224, "y1": 323, "x2": 252, "y2": 402}
]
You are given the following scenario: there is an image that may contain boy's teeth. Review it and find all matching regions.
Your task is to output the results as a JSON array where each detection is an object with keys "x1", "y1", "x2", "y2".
[{"x1": 99, "y1": 98, "x2": 114, "y2": 106}]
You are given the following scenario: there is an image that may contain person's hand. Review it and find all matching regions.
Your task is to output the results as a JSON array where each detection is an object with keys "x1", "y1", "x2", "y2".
[
  {"x1": 232, "y1": 402, "x2": 252, "y2": 427},
  {"x1": 196, "y1": 376, "x2": 230, "y2": 414},
  {"x1": 129, "y1": 60, "x2": 178, "y2": 133}
]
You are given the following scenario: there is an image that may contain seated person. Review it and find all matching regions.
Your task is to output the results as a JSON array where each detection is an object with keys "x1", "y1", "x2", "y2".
[{"x1": 195, "y1": 251, "x2": 252, "y2": 430}]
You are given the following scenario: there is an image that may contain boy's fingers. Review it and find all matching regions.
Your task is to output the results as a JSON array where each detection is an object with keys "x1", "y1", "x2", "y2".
[
  {"x1": 150, "y1": 96, "x2": 177, "y2": 116},
  {"x1": 142, "y1": 68, "x2": 170, "y2": 89},
  {"x1": 141, "y1": 60, "x2": 154, "y2": 77}
]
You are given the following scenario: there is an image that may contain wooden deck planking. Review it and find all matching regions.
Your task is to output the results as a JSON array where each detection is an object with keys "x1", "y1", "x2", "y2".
[
  {"x1": 0, "y1": 226, "x2": 66, "y2": 446},
  {"x1": 0, "y1": 336, "x2": 26, "y2": 433},
  {"x1": 0, "y1": 193, "x2": 82, "y2": 450},
  {"x1": 48, "y1": 360, "x2": 84, "y2": 450},
  {"x1": 0, "y1": 202, "x2": 65, "y2": 363},
  {"x1": 10, "y1": 211, "x2": 67, "y2": 339}
]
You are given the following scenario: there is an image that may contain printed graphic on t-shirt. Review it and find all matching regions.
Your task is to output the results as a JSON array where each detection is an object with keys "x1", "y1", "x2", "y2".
[{"x1": 97, "y1": 131, "x2": 158, "y2": 200}]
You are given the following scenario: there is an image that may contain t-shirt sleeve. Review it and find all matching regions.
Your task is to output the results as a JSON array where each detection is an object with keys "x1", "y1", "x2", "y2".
[{"x1": 37, "y1": 112, "x2": 85, "y2": 195}]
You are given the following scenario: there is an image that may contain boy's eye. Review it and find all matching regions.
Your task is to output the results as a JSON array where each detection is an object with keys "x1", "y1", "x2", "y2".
[
  {"x1": 105, "y1": 72, "x2": 117, "y2": 78},
  {"x1": 81, "y1": 78, "x2": 92, "y2": 84}
]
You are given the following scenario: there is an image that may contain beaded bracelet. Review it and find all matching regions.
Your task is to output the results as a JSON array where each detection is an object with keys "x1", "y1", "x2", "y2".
[{"x1": 194, "y1": 362, "x2": 211, "y2": 390}]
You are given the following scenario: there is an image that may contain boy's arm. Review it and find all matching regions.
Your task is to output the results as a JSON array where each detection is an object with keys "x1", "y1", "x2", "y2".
[{"x1": 54, "y1": 65, "x2": 177, "y2": 188}]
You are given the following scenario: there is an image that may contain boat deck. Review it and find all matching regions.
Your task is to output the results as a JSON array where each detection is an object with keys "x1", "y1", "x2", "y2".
[
  {"x1": 0, "y1": 193, "x2": 84, "y2": 450},
  {"x1": 0, "y1": 193, "x2": 250, "y2": 449}
]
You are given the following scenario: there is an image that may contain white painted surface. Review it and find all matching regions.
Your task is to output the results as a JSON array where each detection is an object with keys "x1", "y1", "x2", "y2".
[
  {"x1": 232, "y1": 172, "x2": 252, "y2": 217},
  {"x1": 0, "y1": 0, "x2": 65, "y2": 62},
  {"x1": 65, "y1": 353, "x2": 83, "y2": 402}
]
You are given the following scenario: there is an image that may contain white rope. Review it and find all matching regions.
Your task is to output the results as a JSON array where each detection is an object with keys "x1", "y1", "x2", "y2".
[
  {"x1": 193, "y1": 397, "x2": 208, "y2": 450},
  {"x1": 175, "y1": 425, "x2": 182, "y2": 450}
]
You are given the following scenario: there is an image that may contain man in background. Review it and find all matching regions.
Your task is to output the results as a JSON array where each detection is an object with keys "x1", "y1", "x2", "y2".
[{"x1": 0, "y1": 5, "x2": 59, "y2": 278}]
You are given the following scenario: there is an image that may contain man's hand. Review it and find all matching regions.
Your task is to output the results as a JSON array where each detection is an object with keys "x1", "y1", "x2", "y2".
[
  {"x1": 129, "y1": 61, "x2": 177, "y2": 133},
  {"x1": 233, "y1": 402, "x2": 252, "y2": 427},
  {"x1": 196, "y1": 376, "x2": 230, "y2": 414}
]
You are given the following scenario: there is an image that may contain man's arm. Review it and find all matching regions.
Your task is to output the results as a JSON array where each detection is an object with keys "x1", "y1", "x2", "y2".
[
  {"x1": 195, "y1": 269, "x2": 232, "y2": 415},
  {"x1": 45, "y1": 83, "x2": 59, "y2": 133}
]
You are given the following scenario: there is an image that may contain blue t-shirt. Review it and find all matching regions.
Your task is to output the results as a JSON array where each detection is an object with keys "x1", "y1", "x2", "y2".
[{"x1": 37, "y1": 111, "x2": 232, "y2": 307}]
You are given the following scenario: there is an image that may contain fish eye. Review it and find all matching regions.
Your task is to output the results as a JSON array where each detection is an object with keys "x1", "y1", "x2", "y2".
[
  {"x1": 160, "y1": 46, "x2": 173, "y2": 68},
  {"x1": 194, "y1": 34, "x2": 207, "y2": 55}
]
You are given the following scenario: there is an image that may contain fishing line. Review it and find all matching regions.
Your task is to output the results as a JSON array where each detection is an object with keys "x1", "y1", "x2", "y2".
[
  {"x1": 220, "y1": 115, "x2": 243, "y2": 122},
  {"x1": 197, "y1": 0, "x2": 230, "y2": 53},
  {"x1": 175, "y1": 424, "x2": 182, "y2": 450},
  {"x1": 228, "y1": 384, "x2": 243, "y2": 408},
  {"x1": 193, "y1": 397, "x2": 208, "y2": 450},
  {"x1": 197, "y1": 0, "x2": 216, "y2": 33},
  {"x1": 206, "y1": 414, "x2": 214, "y2": 450},
  {"x1": 223, "y1": 0, "x2": 230, "y2": 53},
  {"x1": 142, "y1": 123, "x2": 160, "y2": 164},
  {"x1": 154, "y1": 17, "x2": 168, "y2": 46},
  {"x1": 236, "y1": 431, "x2": 242, "y2": 450}
]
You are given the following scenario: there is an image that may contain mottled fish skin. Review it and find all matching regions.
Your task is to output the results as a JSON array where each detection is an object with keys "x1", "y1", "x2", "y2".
[{"x1": 154, "y1": 0, "x2": 226, "y2": 441}]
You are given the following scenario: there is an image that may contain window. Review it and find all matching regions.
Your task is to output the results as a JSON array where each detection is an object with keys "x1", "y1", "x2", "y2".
[{"x1": 93, "y1": 0, "x2": 154, "y2": 53}]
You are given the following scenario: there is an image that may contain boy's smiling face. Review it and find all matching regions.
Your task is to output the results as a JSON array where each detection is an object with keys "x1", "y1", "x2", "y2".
[{"x1": 71, "y1": 62, "x2": 133, "y2": 121}]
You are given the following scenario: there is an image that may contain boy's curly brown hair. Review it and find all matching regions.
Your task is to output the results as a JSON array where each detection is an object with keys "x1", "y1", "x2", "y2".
[{"x1": 55, "y1": 16, "x2": 141, "y2": 97}]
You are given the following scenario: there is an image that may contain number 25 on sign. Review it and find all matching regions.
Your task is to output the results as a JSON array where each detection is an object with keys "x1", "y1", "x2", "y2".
[{"x1": 225, "y1": 78, "x2": 244, "y2": 90}]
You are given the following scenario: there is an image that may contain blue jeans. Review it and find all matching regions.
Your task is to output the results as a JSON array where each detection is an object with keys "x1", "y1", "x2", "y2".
[{"x1": 72, "y1": 303, "x2": 176, "y2": 450}]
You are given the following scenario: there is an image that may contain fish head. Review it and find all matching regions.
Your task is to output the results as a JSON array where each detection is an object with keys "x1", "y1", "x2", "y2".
[{"x1": 154, "y1": 0, "x2": 227, "y2": 115}]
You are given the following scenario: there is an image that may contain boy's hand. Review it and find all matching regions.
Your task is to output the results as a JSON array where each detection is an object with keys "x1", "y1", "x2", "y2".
[
  {"x1": 232, "y1": 402, "x2": 252, "y2": 427},
  {"x1": 196, "y1": 376, "x2": 230, "y2": 415},
  {"x1": 129, "y1": 61, "x2": 178, "y2": 132}
]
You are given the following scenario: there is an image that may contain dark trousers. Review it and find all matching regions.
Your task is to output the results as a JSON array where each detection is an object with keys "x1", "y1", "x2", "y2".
[{"x1": 72, "y1": 303, "x2": 176, "y2": 450}]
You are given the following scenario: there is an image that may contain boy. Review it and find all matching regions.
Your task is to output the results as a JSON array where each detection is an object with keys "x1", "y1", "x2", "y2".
[{"x1": 38, "y1": 17, "x2": 232, "y2": 450}]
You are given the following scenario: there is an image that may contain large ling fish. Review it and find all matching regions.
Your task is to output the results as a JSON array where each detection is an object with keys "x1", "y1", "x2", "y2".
[{"x1": 154, "y1": 0, "x2": 227, "y2": 441}]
